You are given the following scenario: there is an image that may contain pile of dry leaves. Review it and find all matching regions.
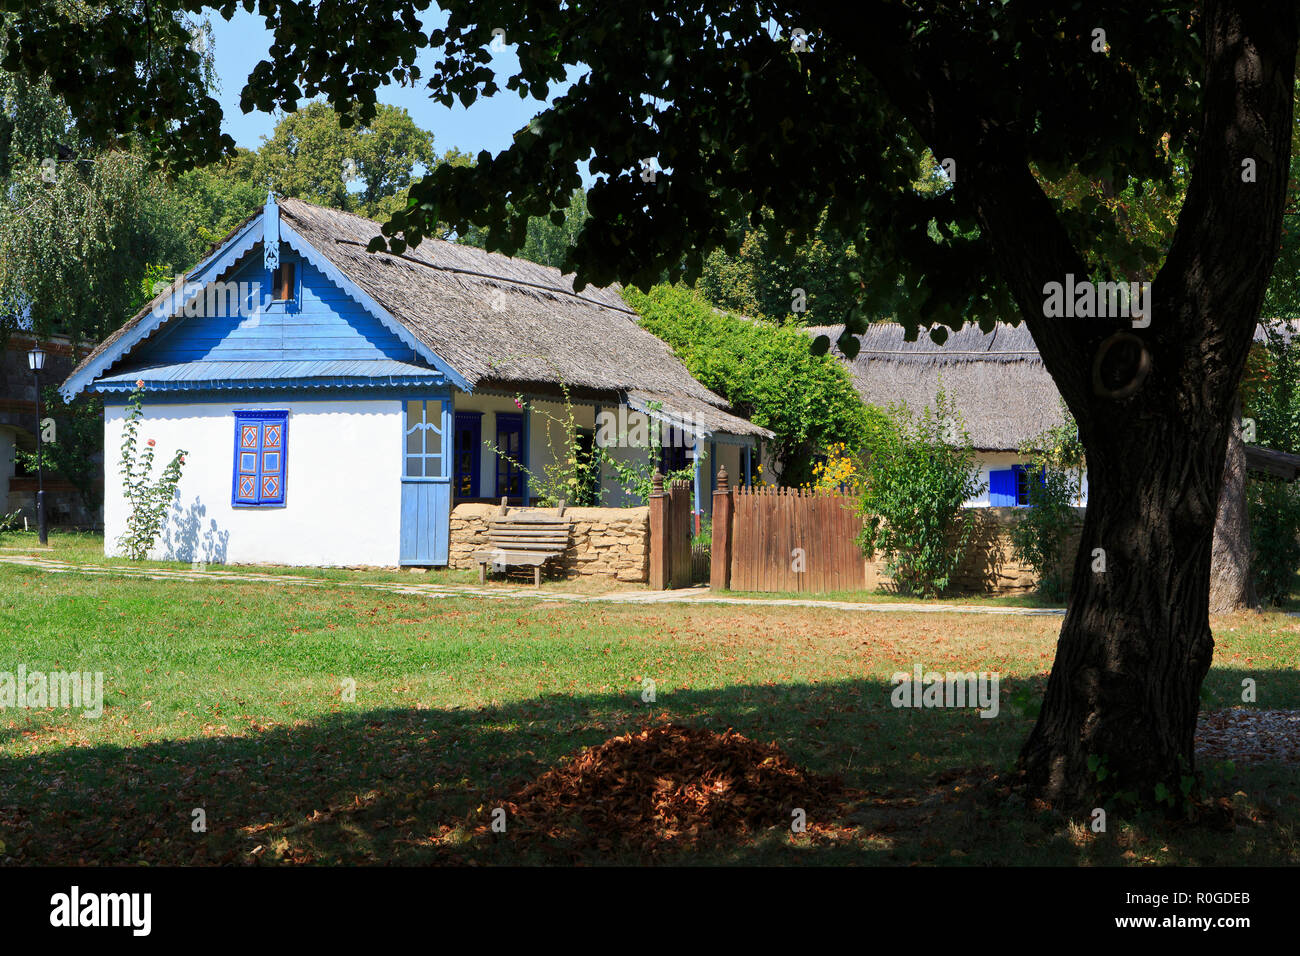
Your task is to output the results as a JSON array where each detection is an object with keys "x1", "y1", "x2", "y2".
[{"x1": 484, "y1": 723, "x2": 844, "y2": 856}]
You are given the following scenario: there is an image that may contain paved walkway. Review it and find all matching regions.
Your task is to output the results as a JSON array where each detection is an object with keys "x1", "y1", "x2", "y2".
[{"x1": 0, "y1": 554, "x2": 1067, "y2": 617}]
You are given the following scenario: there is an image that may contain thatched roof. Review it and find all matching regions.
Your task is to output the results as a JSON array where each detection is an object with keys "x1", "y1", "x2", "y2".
[
  {"x1": 806, "y1": 322, "x2": 1065, "y2": 452},
  {"x1": 66, "y1": 198, "x2": 770, "y2": 440},
  {"x1": 811, "y1": 322, "x2": 1300, "y2": 463}
]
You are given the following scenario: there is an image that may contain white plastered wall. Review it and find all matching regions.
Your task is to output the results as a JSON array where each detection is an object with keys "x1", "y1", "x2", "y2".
[{"x1": 103, "y1": 398, "x2": 403, "y2": 566}]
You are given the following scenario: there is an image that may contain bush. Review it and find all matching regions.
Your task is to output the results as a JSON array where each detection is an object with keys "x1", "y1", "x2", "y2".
[
  {"x1": 117, "y1": 385, "x2": 188, "y2": 561},
  {"x1": 858, "y1": 389, "x2": 984, "y2": 597},
  {"x1": 1007, "y1": 469, "x2": 1079, "y2": 601},
  {"x1": 1247, "y1": 478, "x2": 1300, "y2": 606},
  {"x1": 1010, "y1": 403, "x2": 1085, "y2": 599}
]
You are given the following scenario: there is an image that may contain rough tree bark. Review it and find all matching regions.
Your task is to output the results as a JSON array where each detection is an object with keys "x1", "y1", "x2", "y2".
[
  {"x1": 1209, "y1": 400, "x2": 1258, "y2": 613},
  {"x1": 854, "y1": 0, "x2": 1297, "y2": 807},
  {"x1": 1010, "y1": 5, "x2": 1297, "y2": 808}
]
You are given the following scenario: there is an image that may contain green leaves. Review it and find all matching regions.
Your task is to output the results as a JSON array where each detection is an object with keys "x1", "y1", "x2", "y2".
[
  {"x1": 117, "y1": 386, "x2": 188, "y2": 561},
  {"x1": 625, "y1": 284, "x2": 873, "y2": 486},
  {"x1": 1088, "y1": 754, "x2": 1111, "y2": 782},
  {"x1": 856, "y1": 388, "x2": 984, "y2": 597}
]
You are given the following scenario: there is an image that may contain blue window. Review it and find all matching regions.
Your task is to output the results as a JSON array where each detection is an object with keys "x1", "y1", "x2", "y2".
[
  {"x1": 233, "y1": 410, "x2": 288, "y2": 506},
  {"x1": 404, "y1": 400, "x2": 447, "y2": 479},
  {"x1": 496, "y1": 413, "x2": 524, "y2": 498},
  {"x1": 990, "y1": 465, "x2": 1043, "y2": 507},
  {"x1": 989, "y1": 468, "x2": 1015, "y2": 506}
]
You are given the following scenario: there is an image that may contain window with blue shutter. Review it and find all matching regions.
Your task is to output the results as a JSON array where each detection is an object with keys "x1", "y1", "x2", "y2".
[
  {"x1": 995, "y1": 464, "x2": 1046, "y2": 506},
  {"x1": 233, "y1": 410, "x2": 288, "y2": 506},
  {"x1": 989, "y1": 468, "x2": 1017, "y2": 506}
]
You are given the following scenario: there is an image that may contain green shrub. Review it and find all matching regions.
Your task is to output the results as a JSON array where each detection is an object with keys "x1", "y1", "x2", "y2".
[
  {"x1": 858, "y1": 389, "x2": 984, "y2": 597},
  {"x1": 1247, "y1": 478, "x2": 1300, "y2": 606},
  {"x1": 1010, "y1": 403, "x2": 1085, "y2": 600},
  {"x1": 117, "y1": 385, "x2": 188, "y2": 561},
  {"x1": 1007, "y1": 468, "x2": 1080, "y2": 601}
]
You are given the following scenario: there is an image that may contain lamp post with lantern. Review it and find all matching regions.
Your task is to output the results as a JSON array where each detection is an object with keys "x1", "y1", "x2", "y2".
[{"x1": 27, "y1": 345, "x2": 47, "y2": 545}]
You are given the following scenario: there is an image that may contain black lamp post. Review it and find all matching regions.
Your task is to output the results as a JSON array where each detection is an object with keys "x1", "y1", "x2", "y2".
[{"x1": 27, "y1": 346, "x2": 47, "y2": 545}]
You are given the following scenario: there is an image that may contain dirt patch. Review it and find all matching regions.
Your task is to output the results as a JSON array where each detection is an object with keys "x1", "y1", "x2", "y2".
[
  {"x1": 483, "y1": 723, "x2": 844, "y2": 857},
  {"x1": 1196, "y1": 708, "x2": 1300, "y2": 765}
]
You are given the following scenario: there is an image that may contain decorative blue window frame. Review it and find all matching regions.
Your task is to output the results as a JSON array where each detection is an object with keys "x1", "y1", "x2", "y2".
[
  {"x1": 232, "y1": 410, "x2": 289, "y2": 506},
  {"x1": 404, "y1": 399, "x2": 449, "y2": 480}
]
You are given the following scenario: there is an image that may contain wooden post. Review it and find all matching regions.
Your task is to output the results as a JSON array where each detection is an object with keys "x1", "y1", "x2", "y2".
[
  {"x1": 692, "y1": 441, "x2": 703, "y2": 535},
  {"x1": 649, "y1": 470, "x2": 669, "y2": 590},
  {"x1": 711, "y1": 466, "x2": 732, "y2": 591}
]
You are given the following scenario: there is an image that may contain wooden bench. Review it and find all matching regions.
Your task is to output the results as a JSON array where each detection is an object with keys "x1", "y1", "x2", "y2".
[{"x1": 474, "y1": 498, "x2": 571, "y2": 586}]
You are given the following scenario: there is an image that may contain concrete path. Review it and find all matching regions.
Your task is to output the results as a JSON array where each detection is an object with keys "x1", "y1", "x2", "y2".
[{"x1": 0, "y1": 554, "x2": 1067, "y2": 617}]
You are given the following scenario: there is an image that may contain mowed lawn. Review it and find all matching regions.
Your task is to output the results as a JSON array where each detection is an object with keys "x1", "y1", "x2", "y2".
[{"x1": 0, "y1": 554, "x2": 1297, "y2": 865}]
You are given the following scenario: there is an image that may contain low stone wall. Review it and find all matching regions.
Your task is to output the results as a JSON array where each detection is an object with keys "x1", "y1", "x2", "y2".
[
  {"x1": 864, "y1": 506, "x2": 1085, "y2": 595},
  {"x1": 449, "y1": 503, "x2": 650, "y2": 583}
]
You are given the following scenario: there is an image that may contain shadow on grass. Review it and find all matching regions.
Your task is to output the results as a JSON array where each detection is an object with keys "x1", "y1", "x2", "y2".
[{"x1": 0, "y1": 674, "x2": 1294, "y2": 866}]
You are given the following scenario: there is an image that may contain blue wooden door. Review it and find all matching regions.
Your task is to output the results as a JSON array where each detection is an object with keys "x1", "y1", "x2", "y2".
[
  {"x1": 454, "y1": 411, "x2": 482, "y2": 499},
  {"x1": 401, "y1": 397, "x2": 451, "y2": 565}
]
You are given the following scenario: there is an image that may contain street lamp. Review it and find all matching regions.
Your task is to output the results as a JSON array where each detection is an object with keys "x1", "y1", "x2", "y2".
[{"x1": 27, "y1": 346, "x2": 47, "y2": 545}]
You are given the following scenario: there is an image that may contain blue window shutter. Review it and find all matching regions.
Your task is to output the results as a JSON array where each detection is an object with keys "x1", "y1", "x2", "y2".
[
  {"x1": 989, "y1": 468, "x2": 1016, "y2": 506},
  {"x1": 233, "y1": 410, "x2": 288, "y2": 506}
]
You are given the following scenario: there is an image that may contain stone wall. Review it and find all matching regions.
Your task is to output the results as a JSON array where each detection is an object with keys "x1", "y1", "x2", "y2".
[
  {"x1": 449, "y1": 503, "x2": 650, "y2": 583},
  {"x1": 864, "y1": 506, "x2": 1085, "y2": 595}
]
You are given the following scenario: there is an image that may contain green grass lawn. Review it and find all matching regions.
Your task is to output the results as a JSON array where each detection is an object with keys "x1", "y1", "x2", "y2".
[
  {"x1": 3, "y1": 529, "x2": 1061, "y2": 605},
  {"x1": 0, "y1": 528, "x2": 483, "y2": 586},
  {"x1": 0, "y1": 536, "x2": 1297, "y2": 865}
]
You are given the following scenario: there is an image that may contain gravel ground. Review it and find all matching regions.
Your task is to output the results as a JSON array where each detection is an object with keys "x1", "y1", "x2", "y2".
[{"x1": 1196, "y1": 709, "x2": 1300, "y2": 764}]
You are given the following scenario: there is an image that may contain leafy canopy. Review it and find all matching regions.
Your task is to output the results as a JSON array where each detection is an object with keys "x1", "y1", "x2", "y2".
[{"x1": 0, "y1": 3, "x2": 1202, "y2": 344}]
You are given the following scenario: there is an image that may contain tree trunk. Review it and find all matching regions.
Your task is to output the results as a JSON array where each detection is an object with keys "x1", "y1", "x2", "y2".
[
  {"x1": 1209, "y1": 399, "x2": 1258, "y2": 613},
  {"x1": 1017, "y1": 405, "x2": 1221, "y2": 807},
  {"x1": 856, "y1": 0, "x2": 1296, "y2": 808},
  {"x1": 1005, "y1": 2, "x2": 1295, "y2": 810}
]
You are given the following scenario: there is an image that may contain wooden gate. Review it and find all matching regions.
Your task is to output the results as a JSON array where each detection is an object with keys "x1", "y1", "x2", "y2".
[
  {"x1": 711, "y1": 468, "x2": 866, "y2": 592},
  {"x1": 649, "y1": 473, "x2": 695, "y2": 588}
]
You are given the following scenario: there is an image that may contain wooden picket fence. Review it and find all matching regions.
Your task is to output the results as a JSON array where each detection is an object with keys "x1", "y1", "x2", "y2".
[{"x1": 711, "y1": 469, "x2": 867, "y2": 593}]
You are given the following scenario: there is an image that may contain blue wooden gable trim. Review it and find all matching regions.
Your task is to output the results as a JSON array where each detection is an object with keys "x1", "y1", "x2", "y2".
[
  {"x1": 129, "y1": 249, "x2": 421, "y2": 367},
  {"x1": 278, "y1": 220, "x2": 471, "y2": 392},
  {"x1": 60, "y1": 213, "x2": 264, "y2": 402},
  {"x1": 98, "y1": 385, "x2": 456, "y2": 406},
  {"x1": 263, "y1": 192, "x2": 281, "y2": 272},
  {"x1": 62, "y1": 202, "x2": 472, "y2": 401}
]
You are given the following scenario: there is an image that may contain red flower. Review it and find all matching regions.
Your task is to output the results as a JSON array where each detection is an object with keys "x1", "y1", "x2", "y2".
[
  {"x1": 513, "y1": 398, "x2": 523, "y2": 409},
  {"x1": 135, "y1": 379, "x2": 144, "y2": 388},
  {"x1": 147, "y1": 439, "x2": 156, "y2": 447}
]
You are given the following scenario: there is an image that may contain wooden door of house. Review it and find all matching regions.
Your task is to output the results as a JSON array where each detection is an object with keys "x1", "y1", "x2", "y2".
[{"x1": 400, "y1": 397, "x2": 452, "y2": 565}]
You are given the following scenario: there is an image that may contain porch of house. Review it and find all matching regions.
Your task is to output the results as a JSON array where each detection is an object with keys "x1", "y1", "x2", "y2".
[{"x1": 444, "y1": 390, "x2": 763, "y2": 522}]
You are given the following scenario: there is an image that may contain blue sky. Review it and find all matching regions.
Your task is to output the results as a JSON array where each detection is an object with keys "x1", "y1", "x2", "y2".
[{"x1": 206, "y1": 7, "x2": 580, "y2": 173}]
